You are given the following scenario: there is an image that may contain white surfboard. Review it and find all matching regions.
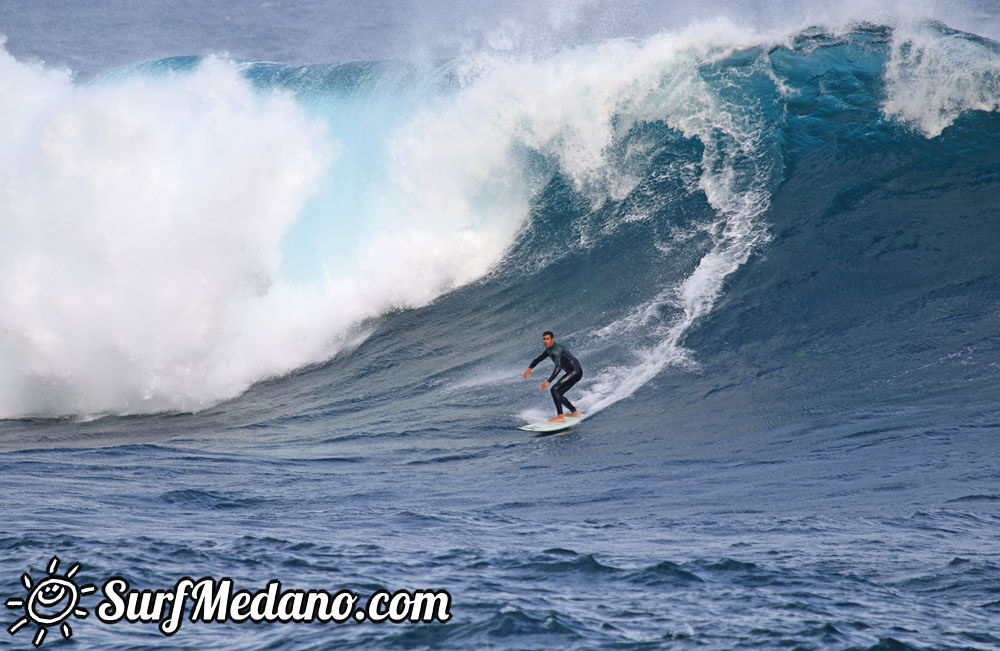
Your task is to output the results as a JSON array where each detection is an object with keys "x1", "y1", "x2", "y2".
[{"x1": 517, "y1": 414, "x2": 584, "y2": 434}]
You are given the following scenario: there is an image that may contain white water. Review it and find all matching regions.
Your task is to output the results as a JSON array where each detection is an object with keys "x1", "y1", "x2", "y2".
[
  {"x1": 0, "y1": 54, "x2": 335, "y2": 416},
  {"x1": 884, "y1": 22, "x2": 1000, "y2": 137}
]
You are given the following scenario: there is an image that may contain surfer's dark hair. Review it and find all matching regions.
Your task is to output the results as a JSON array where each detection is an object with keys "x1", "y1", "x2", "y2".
[{"x1": 543, "y1": 331, "x2": 554, "y2": 338}]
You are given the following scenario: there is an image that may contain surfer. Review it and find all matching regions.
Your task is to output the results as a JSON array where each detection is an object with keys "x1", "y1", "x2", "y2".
[{"x1": 523, "y1": 331, "x2": 583, "y2": 422}]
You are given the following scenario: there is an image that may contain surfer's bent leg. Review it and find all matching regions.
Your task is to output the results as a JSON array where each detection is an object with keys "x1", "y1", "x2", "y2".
[{"x1": 550, "y1": 369, "x2": 582, "y2": 415}]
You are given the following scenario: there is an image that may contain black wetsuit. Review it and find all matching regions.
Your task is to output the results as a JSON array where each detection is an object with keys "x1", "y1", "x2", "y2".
[{"x1": 528, "y1": 343, "x2": 583, "y2": 415}]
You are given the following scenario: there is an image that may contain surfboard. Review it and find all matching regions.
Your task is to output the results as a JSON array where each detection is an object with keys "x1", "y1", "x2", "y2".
[{"x1": 517, "y1": 414, "x2": 583, "y2": 434}]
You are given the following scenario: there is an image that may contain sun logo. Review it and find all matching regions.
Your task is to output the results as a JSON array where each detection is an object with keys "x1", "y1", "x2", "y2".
[{"x1": 5, "y1": 556, "x2": 97, "y2": 647}]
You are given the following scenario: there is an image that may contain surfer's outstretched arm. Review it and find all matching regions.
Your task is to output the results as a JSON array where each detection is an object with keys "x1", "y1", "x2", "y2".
[{"x1": 523, "y1": 351, "x2": 548, "y2": 379}]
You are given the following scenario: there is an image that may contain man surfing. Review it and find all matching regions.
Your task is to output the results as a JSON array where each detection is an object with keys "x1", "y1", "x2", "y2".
[{"x1": 523, "y1": 331, "x2": 583, "y2": 423}]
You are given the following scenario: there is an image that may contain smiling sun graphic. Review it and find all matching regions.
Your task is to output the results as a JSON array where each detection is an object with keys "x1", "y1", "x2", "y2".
[{"x1": 5, "y1": 556, "x2": 97, "y2": 647}]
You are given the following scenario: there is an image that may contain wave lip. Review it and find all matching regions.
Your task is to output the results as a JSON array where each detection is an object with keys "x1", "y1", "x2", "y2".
[{"x1": 884, "y1": 21, "x2": 1000, "y2": 137}]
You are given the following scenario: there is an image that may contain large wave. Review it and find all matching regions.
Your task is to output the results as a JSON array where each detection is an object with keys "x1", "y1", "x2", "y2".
[{"x1": 1, "y1": 15, "x2": 998, "y2": 419}]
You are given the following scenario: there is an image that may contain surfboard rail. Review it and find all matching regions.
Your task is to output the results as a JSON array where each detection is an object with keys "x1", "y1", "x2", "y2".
[{"x1": 517, "y1": 414, "x2": 584, "y2": 433}]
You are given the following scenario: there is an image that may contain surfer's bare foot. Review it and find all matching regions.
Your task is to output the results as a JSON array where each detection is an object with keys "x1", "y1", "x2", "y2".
[
  {"x1": 568, "y1": 411, "x2": 582, "y2": 418},
  {"x1": 547, "y1": 415, "x2": 566, "y2": 423}
]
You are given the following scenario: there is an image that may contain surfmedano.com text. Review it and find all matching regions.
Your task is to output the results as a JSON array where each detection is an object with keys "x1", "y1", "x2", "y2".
[{"x1": 97, "y1": 577, "x2": 452, "y2": 635}]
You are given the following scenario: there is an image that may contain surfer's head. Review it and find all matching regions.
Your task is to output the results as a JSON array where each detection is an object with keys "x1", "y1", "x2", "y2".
[{"x1": 542, "y1": 331, "x2": 554, "y2": 348}]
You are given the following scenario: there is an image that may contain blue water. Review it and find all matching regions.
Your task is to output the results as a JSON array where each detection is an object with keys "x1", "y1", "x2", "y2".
[{"x1": 3, "y1": 3, "x2": 1000, "y2": 649}]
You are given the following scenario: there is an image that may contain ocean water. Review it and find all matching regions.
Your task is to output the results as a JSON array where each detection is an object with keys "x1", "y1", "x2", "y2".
[{"x1": 2, "y1": 2, "x2": 1000, "y2": 649}]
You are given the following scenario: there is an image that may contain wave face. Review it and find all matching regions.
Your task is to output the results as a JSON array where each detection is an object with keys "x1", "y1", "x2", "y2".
[{"x1": 1, "y1": 20, "x2": 1000, "y2": 419}]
